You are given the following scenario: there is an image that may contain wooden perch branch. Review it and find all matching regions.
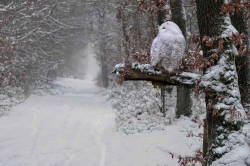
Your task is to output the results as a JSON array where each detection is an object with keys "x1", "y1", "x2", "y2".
[{"x1": 113, "y1": 63, "x2": 201, "y2": 87}]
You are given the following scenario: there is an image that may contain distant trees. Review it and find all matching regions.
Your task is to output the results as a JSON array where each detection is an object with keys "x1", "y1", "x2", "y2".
[
  {"x1": 0, "y1": 0, "x2": 91, "y2": 95},
  {"x1": 96, "y1": 1, "x2": 109, "y2": 88},
  {"x1": 93, "y1": 0, "x2": 121, "y2": 88}
]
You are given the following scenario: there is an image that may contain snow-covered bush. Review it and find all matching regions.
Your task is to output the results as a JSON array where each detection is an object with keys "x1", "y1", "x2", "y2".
[
  {"x1": 109, "y1": 81, "x2": 206, "y2": 134},
  {"x1": 211, "y1": 124, "x2": 250, "y2": 166},
  {"x1": 191, "y1": 93, "x2": 206, "y2": 116},
  {"x1": 0, "y1": 86, "x2": 25, "y2": 116},
  {"x1": 109, "y1": 81, "x2": 166, "y2": 134}
]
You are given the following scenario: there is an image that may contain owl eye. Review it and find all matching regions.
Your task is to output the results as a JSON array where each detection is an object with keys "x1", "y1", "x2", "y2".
[{"x1": 162, "y1": 27, "x2": 166, "y2": 29}]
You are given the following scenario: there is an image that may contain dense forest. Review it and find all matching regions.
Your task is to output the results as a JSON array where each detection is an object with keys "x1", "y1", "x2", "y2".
[{"x1": 0, "y1": 0, "x2": 250, "y2": 166}]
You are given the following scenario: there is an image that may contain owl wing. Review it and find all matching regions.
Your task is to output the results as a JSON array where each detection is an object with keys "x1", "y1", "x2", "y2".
[
  {"x1": 170, "y1": 37, "x2": 186, "y2": 68},
  {"x1": 150, "y1": 37, "x2": 173, "y2": 67},
  {"x1": 157, "y1": 36, "x2": 185, "y2": 72}
]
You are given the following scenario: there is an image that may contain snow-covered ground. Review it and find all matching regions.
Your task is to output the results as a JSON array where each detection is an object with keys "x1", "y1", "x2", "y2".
[{"x1": 0, "y1": 46, "x2": 203, "y2": 166}]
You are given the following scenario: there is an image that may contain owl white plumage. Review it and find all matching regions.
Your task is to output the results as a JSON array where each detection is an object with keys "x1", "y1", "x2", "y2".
[{"x1": 150, "y1": 21, "x2": 186, "y2": 72}]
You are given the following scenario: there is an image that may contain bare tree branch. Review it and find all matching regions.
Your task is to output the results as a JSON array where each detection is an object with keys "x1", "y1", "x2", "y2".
[{"x1": 113, "y1": 63, "x2": 201, "y2": 87}]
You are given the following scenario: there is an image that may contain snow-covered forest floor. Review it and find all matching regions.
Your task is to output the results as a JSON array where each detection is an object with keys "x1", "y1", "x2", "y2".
[
  {"x1": 0, "y1": 77, "x2": 204, "y2": 166},
  {"x1": 0, "y1": 49, "x2": 205, "y2": 166}
]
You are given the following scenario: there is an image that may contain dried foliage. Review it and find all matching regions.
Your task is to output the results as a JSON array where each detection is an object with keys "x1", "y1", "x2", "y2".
[
  {"x1": 222, "y1": 1, "x2": 250, "y2": 14},
  {"x1": 168, "y1": 149, "x2": 204, "y2": 166}
]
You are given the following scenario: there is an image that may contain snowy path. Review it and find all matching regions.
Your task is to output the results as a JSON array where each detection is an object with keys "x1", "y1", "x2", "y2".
[
  {"x1": 0, "y1": 46, "x2": 202, "y2": 166},
  {"x1": 0, "y1": 46, "x2": 116, "y2": 166},
  {"x1": 0, "y1": 78, "x2": 201, "y2": 166},
  {"x1": 0, "y1": 77, "x2": 116, "y2": 166}
]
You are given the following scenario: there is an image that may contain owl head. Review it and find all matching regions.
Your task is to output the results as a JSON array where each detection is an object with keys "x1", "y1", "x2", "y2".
[{"x1": 158, "y1": 21, "x2": 183, "y2": 35}]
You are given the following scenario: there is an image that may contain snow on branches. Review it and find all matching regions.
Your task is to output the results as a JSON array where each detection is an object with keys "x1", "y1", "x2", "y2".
[{"x1": 114, "y1": 62, "x2": 201, "y2": 86}]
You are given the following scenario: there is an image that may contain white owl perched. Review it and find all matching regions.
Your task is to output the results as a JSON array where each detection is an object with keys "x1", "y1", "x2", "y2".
[{"x1": 150, "y1": 21, "x2": 186, "y2": 72}]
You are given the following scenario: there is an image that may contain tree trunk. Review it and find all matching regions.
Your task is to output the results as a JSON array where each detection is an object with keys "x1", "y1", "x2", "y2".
[
  {"x1": 176, "y1": 87, "x2": 192, "y2": 117},
  {"x1": 160, "y1": 87, "x2": 166, "y2": 117},
  {"x1": 170, "y1": 0, "x2": 192, "y2": 118},
  {"x1": 170, "y1": 0, "x2": 187, "y2": 37},
  {"x1": 100, "y1": 56, "x2": 109, "y2": 88},
  {"x1": 156, "y1": 1, "x2": 169, "y2": 117},
  {"x1": 196, "y1": 0, "x2": 245, "y2": 165},
  {"x1": 156, "y1": 1, "x2": 166, "y2": 25},
  {"x1": 98, "y1": 5, "x2": 109, "y2": 88},
  {"x1": 230, "y1": 0, "x2": 250, "y2": 111}
]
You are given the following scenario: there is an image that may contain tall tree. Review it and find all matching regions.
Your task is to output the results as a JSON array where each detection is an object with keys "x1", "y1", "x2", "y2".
[
  {"x1": 230, "y1": 0, "x2": 250, "y2": 111},
  {"x1": 114, "y1": 0, "x2": 246, "y2": 165},
  {"x1": 96, "y1": 0, "x2": 109, "y2": 88},
  {"x1": 156, "y1": 0, "x2": 168, "y2": 117},
  {"x1": 170, "y1": 0, "x2": 192, "y2": 118},
  {"x1": 195, "y1": 0, "x2": 246, "y2": 165}
]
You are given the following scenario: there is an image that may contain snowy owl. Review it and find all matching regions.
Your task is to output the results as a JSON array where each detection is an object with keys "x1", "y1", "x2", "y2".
[{"x1": 150, "y1": 21, "x2": 186, "y2": 73}]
